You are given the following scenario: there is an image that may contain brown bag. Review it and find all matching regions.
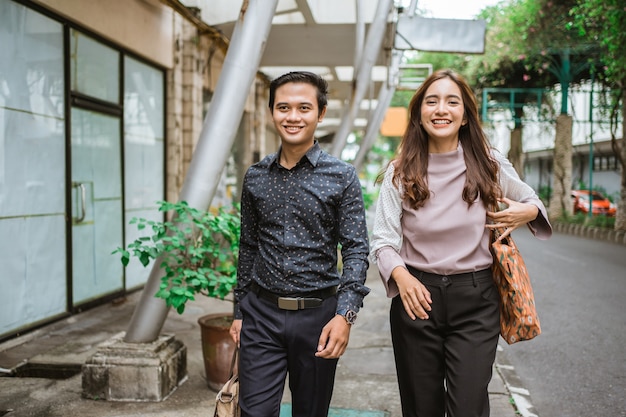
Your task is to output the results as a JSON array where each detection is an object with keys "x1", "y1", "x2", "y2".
[
  {"x1": 490, "y1": 227, "x2": 541, "y2": 344},
  {"x1": 214, "y1": 348, "x2": 240, "y2": 417}
]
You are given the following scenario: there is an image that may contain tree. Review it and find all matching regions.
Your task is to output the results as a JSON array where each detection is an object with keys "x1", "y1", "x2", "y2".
[
  {"x1": 394, "y1": 1, "x2": 625, "y2": 228},
  {"x1": 463, "y1": 1, "x2": 605, "y2": 220},
  {"x1": 571, "y1": 0, "x2": 626, "y2": 230}
]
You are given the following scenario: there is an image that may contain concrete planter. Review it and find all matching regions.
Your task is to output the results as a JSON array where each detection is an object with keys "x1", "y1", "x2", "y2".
[{"x1": 82, "y1": 332, "x2": 186, "y2": 402}]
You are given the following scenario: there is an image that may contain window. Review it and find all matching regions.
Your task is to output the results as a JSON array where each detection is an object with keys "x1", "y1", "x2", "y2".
[{"x1": 593, "y1": 155, "x2": 618, "y2": 172}]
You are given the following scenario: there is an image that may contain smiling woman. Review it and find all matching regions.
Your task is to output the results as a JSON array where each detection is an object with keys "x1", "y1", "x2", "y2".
[{"x1": 369, "y1": 68, "x2": 552, "y2": 417}]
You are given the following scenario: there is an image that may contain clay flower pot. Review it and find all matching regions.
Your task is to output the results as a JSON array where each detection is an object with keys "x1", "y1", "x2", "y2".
[{"x1": 198, "y1": 313, "x2": 237, "y2": 391}]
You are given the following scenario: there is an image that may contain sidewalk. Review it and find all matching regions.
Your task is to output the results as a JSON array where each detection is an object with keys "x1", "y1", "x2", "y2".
[{"x1": 0, "y1": 267, "x2": 522, "y2": 417}]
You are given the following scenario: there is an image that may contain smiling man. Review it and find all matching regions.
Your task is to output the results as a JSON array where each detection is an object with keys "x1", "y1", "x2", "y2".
[{"x1": 229, "y1": 71, "x2": 370, "y2": 417}]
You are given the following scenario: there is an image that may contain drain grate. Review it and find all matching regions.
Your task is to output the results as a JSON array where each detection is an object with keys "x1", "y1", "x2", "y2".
[{"x1": 13, "y1": 362, "x2": 81, "y2": 380}]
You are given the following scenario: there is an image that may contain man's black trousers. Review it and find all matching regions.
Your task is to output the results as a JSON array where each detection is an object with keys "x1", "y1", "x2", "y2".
[{"x1": 238, "y1": 290, "x2": 339, "y2": 417}]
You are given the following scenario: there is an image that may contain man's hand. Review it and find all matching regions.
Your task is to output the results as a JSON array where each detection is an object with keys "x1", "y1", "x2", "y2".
[
  {"x1": 229, "y1": 319, "x2": 242, "y2": 347},
  {"x1": 314, "y1": 315, "x2": 351, "y2": 359}
]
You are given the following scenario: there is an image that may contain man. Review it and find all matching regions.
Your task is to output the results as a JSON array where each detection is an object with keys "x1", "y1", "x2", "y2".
[{"x1": 229, "y1": 71, "x2": 370, "y2": 417}]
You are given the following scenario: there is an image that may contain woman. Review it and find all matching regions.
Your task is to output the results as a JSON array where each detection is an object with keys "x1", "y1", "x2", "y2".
[{"x1": 369, "y1": 69, "x2": 552, "y2": 417}]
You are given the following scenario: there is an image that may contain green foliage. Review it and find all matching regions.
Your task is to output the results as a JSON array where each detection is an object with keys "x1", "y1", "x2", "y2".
[
  {"x1": 575, "y1": 181, "x2": 610, "y2": 195},
  {"x1": 571, "y1": 0, "x2": 626, "y2": 86},
  {"x1": 559, "y1": 211, "x2": 615, "y2": 228},
  {"x1": 361, "y1": 186, "x2": 377, "y2": 211},
  {"x1": 538, "y1": 185, "x2": 552, "y2": 206},
  {"x1": 113, "y1": 201, "x2": 240, "y2": 314},
  {"x1": 407, "y1": 51, "x2": 466, "y2": 76},
  {"x1": 389, "y1": 89, "x2": 414, "y2": 108},
  {"x1": 475, "y1": 0, "x2": 594, "y2": 89},
  {"x1": 401, "y1": 0, "x2": 622, "y2": 129},
  {"x1": 411, "y1": 1, "x2": 598, "y2": 88},
  {"x1": 587, "y1": 214, "x2": 616, "y2": 228}
]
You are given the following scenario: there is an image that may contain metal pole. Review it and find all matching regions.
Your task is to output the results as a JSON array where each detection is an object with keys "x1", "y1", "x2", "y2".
[
  {"x1": 353, "y1": 0, "x2": 365, "y2": 75},
  {"x1": 560, "y1": 49, "x2": 571, "y2": 115},
  {"x1": 330, "y1": 0, "x2": 394, "y2": 158},
  {"x1": 407, "y1": 0, "x2": 418, "y2": 16},
  {"x1": 353, "y1": 50, "x2": 402, "y2": 172},
  {"x1": 588, "y1": 74, "x2": 594, "y2": 217},
  {"x1": 124, "y1": 0, "x2": 279, "y2": 343},
  {"x1": 330, "y1": 0, "x2": 366, "y2": 155}
]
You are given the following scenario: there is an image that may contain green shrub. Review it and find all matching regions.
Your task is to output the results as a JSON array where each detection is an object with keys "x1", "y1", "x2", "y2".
[
  {"x1": 113, "y1": 201, "x2": 240, "y2": 314},
  {"x1": 558, "y1": 211, "x2": 615, "y2": 229}
]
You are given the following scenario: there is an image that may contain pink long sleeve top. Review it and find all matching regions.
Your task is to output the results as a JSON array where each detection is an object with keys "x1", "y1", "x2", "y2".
[{"x1": 369, "y1": 146, "x2": 552, "y2": 298}]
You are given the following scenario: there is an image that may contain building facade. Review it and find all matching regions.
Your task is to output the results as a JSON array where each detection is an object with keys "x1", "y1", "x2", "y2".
[
  {"x1": 0, "y1": 0, "x2": 276, "y2": 339},
  {"x1": 523, "y1": 138, "x2": 623, "y2": 202},
  {"x1": 485, "y1": 85, "x2": 623, "y2": 202}
]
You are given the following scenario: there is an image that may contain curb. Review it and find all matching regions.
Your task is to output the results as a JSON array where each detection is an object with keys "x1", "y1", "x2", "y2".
[
  {"x1": 552, "y1": 221, "x2": 626, "y2": 246},
  {"x1": 496, "y1": 344, "x2": 540, "y2": 417}
]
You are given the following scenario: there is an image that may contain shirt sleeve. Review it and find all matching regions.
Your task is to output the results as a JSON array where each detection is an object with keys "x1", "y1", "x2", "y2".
[
  {"x1": 336, "y1": 166, "x2": 371, "y2": 313},
  {"x1": 233, "y1": 171, "x2": 257, "y2": 319},
  {"x1": 494, "y1": 150, "x2": 552, "y2": 240},
  {"x1": 369, "y1": 163, "x2": 406, "y2": 298}
]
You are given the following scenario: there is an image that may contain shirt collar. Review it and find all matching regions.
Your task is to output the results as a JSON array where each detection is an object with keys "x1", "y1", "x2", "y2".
[{"x1": 271, "y1": 141, "x2": 322, "y2": 169}]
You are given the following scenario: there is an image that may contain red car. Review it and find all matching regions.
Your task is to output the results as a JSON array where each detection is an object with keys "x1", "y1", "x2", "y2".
[{"x1": 571, "y1": 190, "x2": 617, "y2": 216}]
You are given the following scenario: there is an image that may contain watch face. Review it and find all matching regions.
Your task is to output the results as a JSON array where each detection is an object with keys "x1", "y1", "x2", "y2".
[{"x1": 345, "y1": 310, "x2": 357, "y2": 325}]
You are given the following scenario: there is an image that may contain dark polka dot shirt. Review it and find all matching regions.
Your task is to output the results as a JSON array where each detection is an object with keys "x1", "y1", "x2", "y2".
[{"x1": 234, "y1": 142, "x2": 370, "y2": 319}]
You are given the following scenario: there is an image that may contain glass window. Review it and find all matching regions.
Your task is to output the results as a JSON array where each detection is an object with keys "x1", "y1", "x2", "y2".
[
  {"x1": 71, "y1": 108, "x2": 124, "y2": 303},
  {"x1": 0, "y1": 0, "x2": 66, "y2": 335},
  {"x1": 123, "y1": 56, "x2": 164, "y2": 288},
  {"x1": 70, "y1": 29, "x2": 120, "y2": 104}
]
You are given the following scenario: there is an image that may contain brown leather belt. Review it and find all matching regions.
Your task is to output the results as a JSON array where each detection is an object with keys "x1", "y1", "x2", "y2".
[{"x1": 250, "y1": 282, "x2": 337, "y2": 310}]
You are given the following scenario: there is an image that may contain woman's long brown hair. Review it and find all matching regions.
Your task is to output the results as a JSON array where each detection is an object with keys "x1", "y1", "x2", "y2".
[{"x1": 390, "y1": 69, "x2": 501, "y2": 210}]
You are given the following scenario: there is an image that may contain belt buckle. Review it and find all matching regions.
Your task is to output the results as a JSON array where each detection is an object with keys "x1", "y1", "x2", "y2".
[{"x1": 278, "y1": 297, "x2": 301, "y2": 310}]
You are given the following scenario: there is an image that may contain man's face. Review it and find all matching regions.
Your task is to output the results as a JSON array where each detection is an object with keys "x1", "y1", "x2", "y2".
[{"x1": 272, "y1": 82, "x2": 326, "y2": 149}]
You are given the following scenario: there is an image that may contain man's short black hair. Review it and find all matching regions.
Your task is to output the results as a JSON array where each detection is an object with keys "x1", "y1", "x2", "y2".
[{"x1": 268, "y1": 71, "x2": 328, "y2": 112}]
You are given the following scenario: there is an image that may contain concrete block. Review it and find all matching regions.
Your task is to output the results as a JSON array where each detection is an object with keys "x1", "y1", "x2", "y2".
[{"x1": 82, "y1": 332, "x2": 187, "y2": 402}]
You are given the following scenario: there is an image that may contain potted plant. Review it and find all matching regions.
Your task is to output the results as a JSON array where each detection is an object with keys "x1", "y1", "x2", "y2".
[{"x1": 114, "y1": 200, "x2": 240, "y2": 391}]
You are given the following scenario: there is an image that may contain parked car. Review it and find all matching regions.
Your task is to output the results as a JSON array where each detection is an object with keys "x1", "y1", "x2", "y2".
[{"x1": 571, "y1": 190, "x2": 617, "y2": 216}]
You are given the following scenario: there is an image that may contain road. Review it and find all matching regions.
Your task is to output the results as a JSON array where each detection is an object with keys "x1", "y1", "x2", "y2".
[{"x1": 499, "y1": 227, "x2": 626, "y2": 417}]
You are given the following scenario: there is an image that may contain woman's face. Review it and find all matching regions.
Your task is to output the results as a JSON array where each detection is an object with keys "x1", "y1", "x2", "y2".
[{"x1": 420, "y1": 77, "x2": 467, "y2": 150}]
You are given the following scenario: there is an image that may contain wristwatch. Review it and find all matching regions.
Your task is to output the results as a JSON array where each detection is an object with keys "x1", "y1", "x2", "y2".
[{"x1": 337, "y1": 309, "x2": 357, "y2": 325}]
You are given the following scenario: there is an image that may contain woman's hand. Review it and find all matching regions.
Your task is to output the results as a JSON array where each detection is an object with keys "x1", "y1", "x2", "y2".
[
  {"x1": 392, "y1": 266, "x2": 432, "y2": 320},
  {"x1": 486, "y1": 197, "x2": 539, "y2": 241}
]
